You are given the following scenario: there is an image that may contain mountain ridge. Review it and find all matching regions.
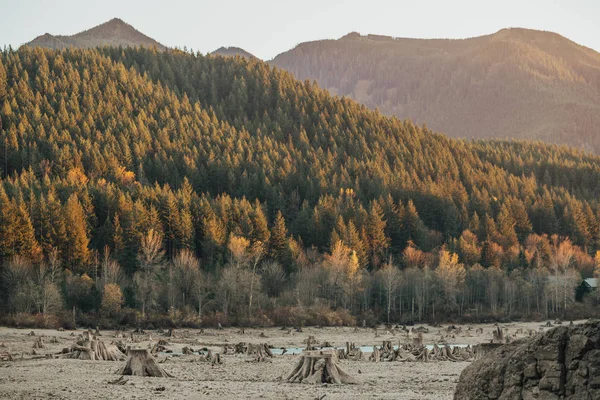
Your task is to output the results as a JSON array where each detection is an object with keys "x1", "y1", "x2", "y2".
[{"x1": 270, "y1": 27, "x2": 600, "y2": 153}]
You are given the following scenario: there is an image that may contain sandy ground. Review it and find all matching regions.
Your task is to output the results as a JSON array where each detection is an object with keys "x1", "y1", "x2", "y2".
[{"x1": 0, "y1": 320, "x2": 585, "y2": 399}]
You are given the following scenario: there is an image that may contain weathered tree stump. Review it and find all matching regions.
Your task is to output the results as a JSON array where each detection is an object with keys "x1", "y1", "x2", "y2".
[
  {"x1": 208, "y1": 350, "x2": 222, "y2": 365},
  {"x1": 492, "y1": 327, "x2": 504, "y2": 344},
  {"x1": 242, "y1": 343, "x2": 273, "y2": 362},
  {"x1": 118, "y1": 349, "x2": 173, "y2": 377},
  {"x1": 369, "y1": 345, "x2": 381, "y2": 362},
  {"x1": 416, "y1": 346, "x2": 429, "y2": 362},
  {"x1": 69, "y1": 340, "x2": 95, "y2": 360},
  {"x1": 303, "y1": 336, "x2": 316, "y2": 351},
  {"x1": 67, "y1": 336, "x2": 125, "y2": 361},
  {"x1": 32, "y1": 336, "x2": 44, "y2": 349},
  {"x1": 286, "y1": 350, "x2": 357, "y2": 384},
  {"x1": 0, "y1": 350, "x2": 13, "y2": 361},
  {"x1": 412, "y1": 332, "x2": 424, "y2": 347},
  {"x1": 151, "y1": 343, "x2": 166, "y2": 354}
]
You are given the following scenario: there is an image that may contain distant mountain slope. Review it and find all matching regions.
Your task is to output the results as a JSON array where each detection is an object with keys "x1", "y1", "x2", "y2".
[
  {"x1": 26, "y1": 18, "x2": 166, "y2": 50},
  {"x1": 271, "y1": 28, "x2": 600, "y2": 153},
  {"x1": 211, "y1": 46, "x2": 256, "y2": 59}
]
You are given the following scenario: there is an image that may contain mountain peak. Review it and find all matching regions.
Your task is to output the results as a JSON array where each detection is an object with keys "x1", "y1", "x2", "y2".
[
  {"x1": 25, "y1": 18, "x2": 166, "y2": 51},
  {"x1": 211, "y1": 46, "x2": 256, "y2": 59}
]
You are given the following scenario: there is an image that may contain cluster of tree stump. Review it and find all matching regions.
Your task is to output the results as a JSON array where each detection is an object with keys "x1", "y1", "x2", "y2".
[
  {"x1": 366, "y1": 340, "x2": 474, "y2": 363},
  {"x1": 428, "y1": 344, "x2": 474, "y2": 361},
  {"x1": 286, "y1": 350, "x2": 357, "y2": 384}
]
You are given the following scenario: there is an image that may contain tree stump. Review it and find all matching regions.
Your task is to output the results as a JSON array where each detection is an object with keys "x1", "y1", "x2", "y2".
[
  {"x1": 303, "y1": 336, "x2": 315, "y2": 350},
  {"x1": 369, "y1": 346, "x2": 381, "y2": 362},
  {"x1": 33, "y1": 336, "x2": 44, "y2": 349},
  {"x1": 67, "y1": 337, "x2": 125, "y2": 361},
  {"x1": 412, "y1": 332, "x2": 424, "y2": 347},
  {"x1": 416, "y1": 346, "x2": 429, "y2": 362},
  {"x1": 286, "y1": 350, "x2": 357, "y2": 384},
  {"x1": 206, "y1": 350, "x2": 222, "y2": 365},
  {"x1": 151, "y1": 343, "x2": 166, "y2": 354},
  {"x1": 0, "y1": 351, "x2": 13, "y2": 361},
  {"x1": 492, "y1": 327, "x2": 504, "y2": 344},
  {"x1": 243, "y1": 343, "x2": 273, "y2": 362},
  {"x1": 118, "y1": 349, "x2": 173, "y2": 377},
  {"x1": 70, "y1": 340, "x2": 96, "y2": 360}
]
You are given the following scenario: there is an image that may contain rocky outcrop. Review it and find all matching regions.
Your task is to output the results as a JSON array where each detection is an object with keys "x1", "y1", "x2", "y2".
[{"x1": 454, "y1": 321, "x2": 600, "y2": 400}]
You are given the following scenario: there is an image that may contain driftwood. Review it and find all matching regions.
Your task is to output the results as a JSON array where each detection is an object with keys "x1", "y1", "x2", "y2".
[
  {"x1": 286, "y1": 350, "x2": 357, "y2": 384},
  {"x1": 108, "y1": 376, "x2": 129, "y2": 385},
  {"x1": 118, "y1": 349, "x2": 173, "y2": 377}
]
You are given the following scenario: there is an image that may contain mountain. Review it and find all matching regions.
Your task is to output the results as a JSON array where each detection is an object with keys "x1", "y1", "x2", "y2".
[
  {"x1": 211, "y1": 46, "x2": 256, "y2": 59},
  {"x1": 26, "y1": 18, "x2": 166, "y2": 50},
  {"x1": 271, "y1": 28, "x2": 600, "y2": 153}
]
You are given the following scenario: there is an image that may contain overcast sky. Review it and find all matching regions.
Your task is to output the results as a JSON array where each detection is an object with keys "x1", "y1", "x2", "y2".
[{"x1": 1, "y1": 0, "x2": 599, "y2": 60}]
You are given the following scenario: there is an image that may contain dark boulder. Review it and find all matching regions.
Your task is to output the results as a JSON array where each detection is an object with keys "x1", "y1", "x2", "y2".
[{"x1": 454, "y1": 321, "x2": 600, "y2": 400}]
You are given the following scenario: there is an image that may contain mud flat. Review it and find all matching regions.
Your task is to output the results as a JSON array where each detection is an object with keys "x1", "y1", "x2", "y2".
[{"x1": 0, "y1": 320, "x2": 584, "y2": 399}]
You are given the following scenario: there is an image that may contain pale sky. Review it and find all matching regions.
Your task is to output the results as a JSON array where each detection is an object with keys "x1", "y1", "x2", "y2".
[{"x1": 1, "y1": 0, "x2": 599, "y2": 60}]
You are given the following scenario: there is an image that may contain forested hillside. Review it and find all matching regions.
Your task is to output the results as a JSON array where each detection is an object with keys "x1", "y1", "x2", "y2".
[
  {"x1": 0, "y1": 46, "x2": 599, "y2": 328},
  {"x1": 271, "y1": 29, "x2": 600, "y2": 153}
]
